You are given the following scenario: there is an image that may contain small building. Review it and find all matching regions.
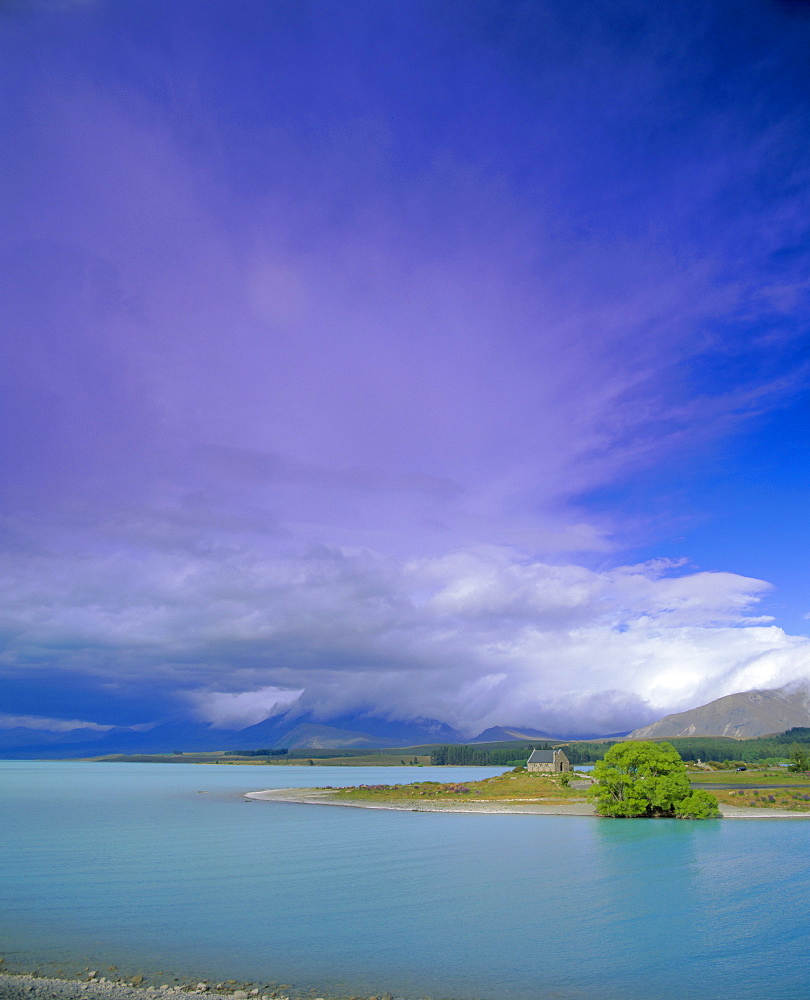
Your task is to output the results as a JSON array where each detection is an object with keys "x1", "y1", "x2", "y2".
[{"x1": 527, "y1": 748, "x2": 570, "y2": 773}]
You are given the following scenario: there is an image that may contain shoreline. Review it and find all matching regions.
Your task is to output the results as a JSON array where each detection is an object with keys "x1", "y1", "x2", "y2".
[
  {"x1": 245, "y1": 787, "x2": 810, "y2": 818},
  {"x1": 244, "y1": 787, "x2": 595, "y2": 814},
  {"x1": 0, "y1": 968, "x2": 373, "y2": 1000},
  {"x1": 0, "y1": 972, "x2": 314, "y2": 1000}
]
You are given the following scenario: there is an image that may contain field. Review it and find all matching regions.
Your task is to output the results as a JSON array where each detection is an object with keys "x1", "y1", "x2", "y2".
[
  {"x1": 278, "y1": 754, "x2": 433, "y2": 766},
  {"x1": 326, "y1": 769, "x2": 584, "y2": 805},
  {"x1": 688, "y1": 767, "x2": 810, "y2": 787},
  {"x1": 686, "y1": 766, "x2": 810, "y2": 811},
  {"x1": 713, "y1": 786, "x2": 810, "y2": 810},
  {"x1": 95, "y1": 752, "x2": 433, "y2": 765}
]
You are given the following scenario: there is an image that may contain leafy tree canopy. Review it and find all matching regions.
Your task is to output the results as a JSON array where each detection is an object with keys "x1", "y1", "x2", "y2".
[
  {"x1": 588, "y1": 741, "x2": 719, "y2": 819},
  {"x1": 788, "y1": 743, "x2": 810, "y2": 772},
  {"x1": 675, "y1": 789, "x2": 721, "y2": 819}
]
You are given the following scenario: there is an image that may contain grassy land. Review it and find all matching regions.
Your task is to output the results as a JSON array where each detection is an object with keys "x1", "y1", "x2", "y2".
[
  {"x1": 93, "y1": 751, "x2": 434, "y2": 765},
  {"x1": 323, "y1": 768, "x2": 810, "y2": 813},
  {"x1": 95, "y1": 752, "x2": 289, "y2": 764},
  {"x1": 325, "y1": 770, "x2": 584, "y2": 805},
  {"x1": 688, "y1": 768, "x2": 810, "y2": 787},
  {"x1": 281, "y1": 754, "x2": 433, "y2": 766},
  {"x1": 714, "y1": 787, "x2": 810, "y2": 810},
  {"x1": 686, "y1": 766, "x2": 810, "y2": 811},
  {"x1": 96, "y1": 753, "x2": 232, "y2": 764}
]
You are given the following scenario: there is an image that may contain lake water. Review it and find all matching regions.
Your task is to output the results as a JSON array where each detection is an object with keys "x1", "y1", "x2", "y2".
[{"x1": 2, "y1": 760, "x2": 810, "y2": 1000}]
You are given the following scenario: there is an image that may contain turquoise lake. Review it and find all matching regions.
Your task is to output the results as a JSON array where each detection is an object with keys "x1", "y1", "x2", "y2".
[{"x1": 2, "y1": 760, "x2": 810, "y2": 1000}]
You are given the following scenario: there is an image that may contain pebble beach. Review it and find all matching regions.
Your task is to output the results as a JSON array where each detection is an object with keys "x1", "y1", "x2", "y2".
[
  {"x1": 0, "y1": 976, "x2": 278, "y2": 1000},
  {"x1": 0, "y1": 976, "x2": 244, "y2": 1000},
  {"x1": 0, "y1": 972, "x2": 378, "y2": 1000}
]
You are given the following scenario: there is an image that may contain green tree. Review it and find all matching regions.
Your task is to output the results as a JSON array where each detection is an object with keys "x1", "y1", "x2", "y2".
[
  {"x1": 788, "y1": 744, "x2": 810, "y2": 772},
  {"x1": 675, "y1": 789, "x2": 721, "y2": 819},
  {"x1": 588, "y1": 741, "x2": 718, "y2": 818}
]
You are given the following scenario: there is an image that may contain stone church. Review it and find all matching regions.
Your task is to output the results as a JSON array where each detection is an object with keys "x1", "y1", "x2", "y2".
[{"x1": 527, "y1": 748, "x2": 571, "y2": 773}]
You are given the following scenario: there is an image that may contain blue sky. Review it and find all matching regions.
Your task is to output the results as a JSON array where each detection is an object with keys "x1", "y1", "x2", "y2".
[{"x1": 1, "y1": 0, "x2": 809, "y2": 736}]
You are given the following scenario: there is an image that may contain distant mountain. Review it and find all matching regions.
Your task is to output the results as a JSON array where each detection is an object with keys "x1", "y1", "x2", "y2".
[
  {"x1": 0, "y1": 711, "x2": 464, "y2": 758},
  {"x1": 0, "y1": 726, "x2": 126, "y2": 750},
  {"x1": 0, "y1": 709, "x2": 637, "y2": 758},
  {"x1": 230, "y1": 712, "x2": 462, "y2": 750},
  {"x1": 0, "y1": 720, "x2": 239, "y2": 758},
  {"x1": 270, "y1": 723, "x2": 383, "y2": 750},
  {"x1": 468, "y1": 724, "x2": 629, "y2": 742},
  {"x1": 0, "y1": 707, "x2": 636, "y2": 759},
  {"x1": 469, "y1": 726, "x2": 558, "y2": 743},
  {"x1": 628, "y1": 686, "x2": 810, "y2": 740}
]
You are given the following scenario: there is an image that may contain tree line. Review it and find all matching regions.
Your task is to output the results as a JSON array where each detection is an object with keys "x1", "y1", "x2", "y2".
[
  {"x1": 649, "y1": 729, "x2": 810, "y2": 764},
  {"x1": 228, "y1": 727, "x2": 810, "y2": 767},
  {"x1": 430, "y1": 729, "x2": 810, "y2": 769},
  {"x1": 428, "y1": 742, "x2": 618, "y2": 766},
  {"x1": 430, "y1": 744, "x2": 550, "y2": 766}
]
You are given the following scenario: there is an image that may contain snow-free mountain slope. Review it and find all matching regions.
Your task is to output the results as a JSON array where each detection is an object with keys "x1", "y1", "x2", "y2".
[{"x1": 628, "y1": 687, "x2": 810, "y2": 740}]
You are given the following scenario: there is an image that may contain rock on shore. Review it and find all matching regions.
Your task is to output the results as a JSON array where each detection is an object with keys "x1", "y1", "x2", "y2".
[{"x1": 0, "y1": 975, "x2": 290, "y2": 1000}]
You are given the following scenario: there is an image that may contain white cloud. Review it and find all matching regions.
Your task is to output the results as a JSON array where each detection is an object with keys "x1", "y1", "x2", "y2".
[
  {"x1": 0, "y1": 713, "x2": 115, "y2": 732},
  {"x1": 188, "y1": 685, "x2": 305, "y2": 729},
  {"x1": 1, "y1": 527, "x2": 809, "y2": 735}
]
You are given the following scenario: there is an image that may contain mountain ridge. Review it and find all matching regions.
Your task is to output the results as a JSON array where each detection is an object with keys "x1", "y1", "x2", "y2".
[
  {"x1": 469, "y1": 725, "x2": 558, "y2": 743},
  {"x1": 0, "y1": 712, "x2": 464, "y2": 757},
  {"x1": 0, "y1": 711, "x2": 617, "y2": 758},
  {"x1": 11, "y1": 684, "x2": 805, "y2": 758},
  {"x1": 628, "y1": 686, "x2": 810, "y2": 740}
]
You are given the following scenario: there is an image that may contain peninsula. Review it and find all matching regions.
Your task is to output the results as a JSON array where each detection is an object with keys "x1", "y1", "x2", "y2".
[{"x1": 246, "y1": 768, "x2": 810, "y2": 818}]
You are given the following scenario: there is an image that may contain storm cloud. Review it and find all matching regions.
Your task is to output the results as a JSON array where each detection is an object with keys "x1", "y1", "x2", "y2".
[{"x1": 2, "y1": 520, "x2": 808, "y2": 733}]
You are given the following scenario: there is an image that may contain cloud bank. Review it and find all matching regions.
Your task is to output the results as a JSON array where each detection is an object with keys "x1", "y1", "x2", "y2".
[{"x1": 2, "y1": 524, "x2": 808, "y2": 734}]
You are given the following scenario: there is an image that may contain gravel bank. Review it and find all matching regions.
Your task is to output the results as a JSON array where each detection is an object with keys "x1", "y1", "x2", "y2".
[
  {"x1": 717, "y1": 803, "x2": 810, "y2": 818},
  {"x1": 0, "y1": 975, "x2": 291, "y2": 1000}
]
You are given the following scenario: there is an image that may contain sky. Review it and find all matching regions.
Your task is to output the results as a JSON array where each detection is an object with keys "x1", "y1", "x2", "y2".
[{"x1": 2, "y1": 0, "x2": 810, "y2": 738}]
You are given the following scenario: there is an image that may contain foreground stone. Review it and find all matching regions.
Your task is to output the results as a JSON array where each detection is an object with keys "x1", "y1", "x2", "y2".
[
  {"x1": 0, "y1": 976, "x2": 279, "y2": 1000},
  {"x1": 0, "y1": 972, "x2": 405, "y2": 1000}
]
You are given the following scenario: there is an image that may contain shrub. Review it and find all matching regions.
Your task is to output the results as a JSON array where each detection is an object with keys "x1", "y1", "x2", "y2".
[{"x1": 675, "y1": 790, "x2": 721, "y2": 819}]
